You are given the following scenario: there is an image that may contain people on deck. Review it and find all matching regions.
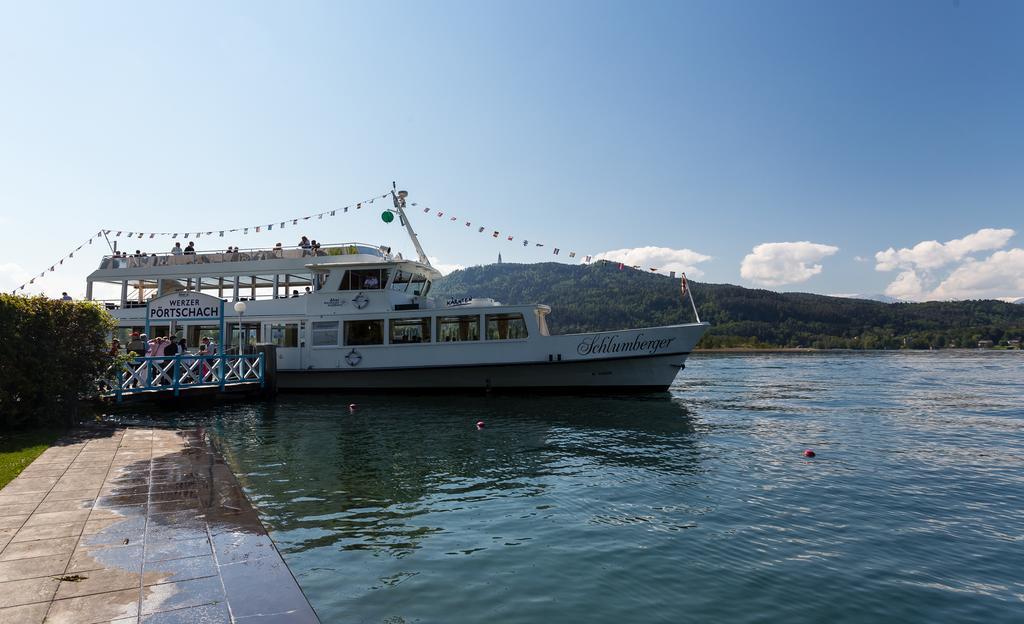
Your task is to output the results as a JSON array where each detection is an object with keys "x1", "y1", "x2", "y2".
[
  {"x1": 127, "y1": 332, "x2": 146, "y2": 357},
  {"x1": 171, "y1": 242, "x2": 183, "y2": 255},
  {"x1": 184, "y1": 242, "x2": 196, "y2": 255},
  {"x1": 109, "y1": 338, "x2": 121, "y2": 357},
  {"x1": 299, "y1": 236, "x2": 311, "y2": 256},
  {"x1": 291, "y1": 289, "x2": 300, "y2": 297},
  {"x1": 61, "y1": 292, "x2": 72, "y2": 301}
]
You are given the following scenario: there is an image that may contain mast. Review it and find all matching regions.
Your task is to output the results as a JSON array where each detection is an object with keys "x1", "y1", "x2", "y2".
[{"x1": 391, "y1": 182, "x2": 430, "y2": 266}]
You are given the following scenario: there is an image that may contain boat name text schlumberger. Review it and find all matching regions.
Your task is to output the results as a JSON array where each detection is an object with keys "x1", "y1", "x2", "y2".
[
  {"x1": 576, "y1": 333, "x2": 675, "y2": 356},
  {"x1": 149, "y1": 299, "x2": 220, "y2": 319}
]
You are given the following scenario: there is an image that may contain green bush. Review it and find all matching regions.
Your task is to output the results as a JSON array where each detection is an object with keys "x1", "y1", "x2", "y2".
[{"x1": 0, "y1": 294, "x2": 115, "y2": 429}]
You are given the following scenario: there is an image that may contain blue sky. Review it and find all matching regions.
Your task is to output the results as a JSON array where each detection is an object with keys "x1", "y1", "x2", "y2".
[{"x1": 1, "y1": 1, "x2": 1022, "y2": 301}]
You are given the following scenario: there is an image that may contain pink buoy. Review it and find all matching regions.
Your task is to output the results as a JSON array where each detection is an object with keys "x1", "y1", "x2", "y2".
[
  {"x1": 803, "y1": 449, "x2": 816, "y2": 458},
  {"x1": 476, "y1": 421, "x2": 485, "y2": 429},
  {"x1": 348, "y1": 403, "x2": 357, "y2": 412}
]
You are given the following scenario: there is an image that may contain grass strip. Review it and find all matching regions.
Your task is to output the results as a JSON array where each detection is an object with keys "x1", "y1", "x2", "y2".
[{"x1": 0, "y1": 428, "x2": 64, "y2": 489}]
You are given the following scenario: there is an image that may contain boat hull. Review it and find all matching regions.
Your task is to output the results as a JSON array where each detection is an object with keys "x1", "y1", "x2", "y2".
[{"x1": 277, "y1": 351, "x2": 693, "y2": 392}]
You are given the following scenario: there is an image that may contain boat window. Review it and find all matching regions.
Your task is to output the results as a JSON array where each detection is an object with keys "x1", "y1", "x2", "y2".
[
  {"x1": 410, "y1": 274, "x2": 431, "y2": 296},
  {"x1": 486, "y1": 313, "x2": 528, "y2": 340},
  {"x1": 311, "y1": 321, "x2": 339, "y2": 347},
  {"x1": 390, "y1": 270, "x2": 412, "y2": 292},
  {"x1": 268, "y1": 323, "x2": 299, "y2": 348},
  {"x1": 437, "y1": 315, "x2": 480, "y2": 342},
  {"x1": 389, "y1": 318, "x2": 431, "y2": 344},
  {"x1": 340, "y1": 269, "x2": 389, "y2": 290},
  {"x1": 345, "y1": 320, "x2": 384, "y2": 345}
]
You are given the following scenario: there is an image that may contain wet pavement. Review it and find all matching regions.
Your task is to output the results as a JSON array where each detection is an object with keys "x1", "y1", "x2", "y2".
[{"x1": 0, "y1": 427, "x2": 319, "y2": 623}]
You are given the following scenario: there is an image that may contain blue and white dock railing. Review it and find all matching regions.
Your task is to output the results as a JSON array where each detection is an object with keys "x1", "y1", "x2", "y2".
[{"x1": 101, "y1": 352, "x2": 265, "y2": 401}]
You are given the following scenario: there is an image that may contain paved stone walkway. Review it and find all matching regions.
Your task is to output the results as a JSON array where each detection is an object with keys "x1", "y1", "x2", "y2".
[{"x1": 0, "y1": 426, "x2": 319, "y2": 624}]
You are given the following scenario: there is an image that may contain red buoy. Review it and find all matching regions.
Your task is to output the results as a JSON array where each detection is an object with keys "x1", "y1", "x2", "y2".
[
  {"x1": 803, "y1": 449, "x2": 816, "y2": 458},
  {"x1": 348, "y1": 403, "x2": 357, "y2": 412},
  {"x1": 476, "y1": 421, "x2": 485, "y2": 429}
]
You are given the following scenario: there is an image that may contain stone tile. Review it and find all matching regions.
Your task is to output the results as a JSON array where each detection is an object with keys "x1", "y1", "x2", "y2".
[
  {"x1": 51, "y1": 478, "x2": 106, "y2": 492},
  {"x1": 97, "y1": 494, "x2": 150, "y2": 508},
  {"x1": 15, "y1": 467, "x2": 67, "y2": 478},
  {"x1": 0, "y1": 529, "x2": 15, "y2": 551},
  {"x1": 145, "y1": 538, "x2": 212, "y2": 563},
  {"x1": 22, "y1": 509, "x2": 91, "y2": 528},
  {"x1": 99, "y1": 484, "x2": 150, "y2": 498},
  {"x1": 55, "y1": 566, "x2": 141, "y2": 600},
  {"x1": 44, "y1": 588, "x2": 139, "y2": 623},
  {"x1": 10, "y1": 521, "x2": 84, "y2": 543},
  {"x1": 140, "y1": 575, "x2": 225, "y2": 616},
  {"x1": 67, "y1": 544, "x2": 143, "y2": 574},
  {"x1": 3, "y1": 476, "x2": 59, "y2": 493},
  {"x1": 33, "y1": 498, "x2": 94, "y2": 514},
  {"x1": 145, "y1": 518, "x2": 207, "y2": 544},
  {"x1": 0, "y1": 504, "x2": 36, "y2": 518},
  {"x1": 142, "y1": 602, "x2": 231, "y2": 623},
  {"x1": 0, "y1": 516, "x2": 28, "y2": 530},
  {"x1": 210, "y1": 530, "x2": 276, "y2": 565},
  {"x1": 0, "y1": 492, "x2": 47, "y2": 505},
  {"x1": 0, "y1": 575, "x2": 60, "y2": 608},
  {"x1": 0, "y1": 553, "x2": 70, "y2": 582},
  {"x1": 150, "y1": 499, "x2": 201, "y2": 515},
  {"x1": 42, "y1": 489, "x2": 100, "y2": 503},
  {"x1": 143, "y1": 555, "x2": 217, "y2": 586},
  {"x1": 220, "y1": 556, "x2": 316, "y2": 621},
  {"x1": 0, "y1": 601, "x2": 48, "y2": 624},
  {"x1": 0, "y1": 536, "x2": 78, "y2": 561},
  {"x1": 235, "y1": 611, "x2": 319, "y2": 623}
]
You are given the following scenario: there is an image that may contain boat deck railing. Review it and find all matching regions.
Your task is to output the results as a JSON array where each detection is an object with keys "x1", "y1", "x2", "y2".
[
  {"x1": 100, "y1": 353, "x2": 264, "y2": 401},
  {"x1": 98, "y1": 242, "x2": 391, "y2": 270}
]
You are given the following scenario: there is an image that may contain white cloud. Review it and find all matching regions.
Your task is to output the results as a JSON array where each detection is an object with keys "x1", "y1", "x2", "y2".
[
  {"x1": 739, "y1": 241, "x2": 838, "y2": 287},
  {"x1": 874, "y1": 228, "x2": 1023, "y2": 301},
  {"x1": 929, "y1": 249, "x2": 1024, "y2": 300},
  {"x1": 883, "y1": 270, "x2": 926, "y2": 300},
  {"x1": 874, "y1": 228, "x2": 1014, "y2": 271},
  {"x1": 591, "y1": 246, "x2": 712, "y2": 277},
  {"x1": 428, "y1": 257, "x2": 465, "y2": 276}
]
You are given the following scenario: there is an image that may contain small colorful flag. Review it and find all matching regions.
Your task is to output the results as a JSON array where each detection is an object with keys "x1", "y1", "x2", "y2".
[
  {"x1": 553, "y1": 248, "x2": 560, "y2": 255},
  {"x1": 492, "y1": 231, "x2": 499, "y2": 238},
  {"x1": 478, "y1": 226, "x2": 485, "y2": 233},
  {"x1": 569, "y1": 252, "x2": 576, "y2": 258}
]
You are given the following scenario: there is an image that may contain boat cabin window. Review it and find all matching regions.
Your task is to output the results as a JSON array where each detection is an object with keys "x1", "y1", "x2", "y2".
[
  {"x1": 268, "y1": 323, "x2": 299, "y2": 348},
  {"x1": 437, "y1": 315, "x2": 480, "y2": 342},
  {"x1": 410, "y1": 274, "x2": 431, "y2": 297},
  {"x1": 311, "y1": 321, "x2": 339, "y2": 347},
  {"x1": 486, "y1": 313, "x2": 528, "y2": 340},
  {"x1": 345, "y1": 320, "x2": 384, "y2": 345},
  {"x1": 341, "y1": 269, "x2": 389, "y2": 290},
  {"x1": 390, "y1": 270, "x2": 412, "y2": 292},
  {"x1": 390, "y1": 318, "x2": 431, "y2": 344}
]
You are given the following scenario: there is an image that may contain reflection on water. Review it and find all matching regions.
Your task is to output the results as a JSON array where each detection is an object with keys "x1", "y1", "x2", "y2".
[{"x1": 107, "y1": 351, "x2": 1024, "y2": 624}]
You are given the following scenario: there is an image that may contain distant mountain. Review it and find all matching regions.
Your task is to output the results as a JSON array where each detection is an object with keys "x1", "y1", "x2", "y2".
[
  {"x1": 830, "y1": 293, "x2": 905, "y2": 304},
  {"x1": 1013, "y1": 298, "x2": 1024, "y2": 305},
  {"x1": 434, "y1": 261, "x2": 1024, "y2": 349}
]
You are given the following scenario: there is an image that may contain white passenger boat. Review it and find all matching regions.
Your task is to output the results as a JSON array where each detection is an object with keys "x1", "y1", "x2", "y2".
[{"x1": 85, "y1": 191, "x2": 709, "y2": 391}]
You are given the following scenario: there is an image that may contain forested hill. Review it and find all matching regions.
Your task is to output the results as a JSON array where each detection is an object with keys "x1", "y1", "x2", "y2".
[{"x1": 433, "y1": 262, "x2": 1024, "y2": 349}]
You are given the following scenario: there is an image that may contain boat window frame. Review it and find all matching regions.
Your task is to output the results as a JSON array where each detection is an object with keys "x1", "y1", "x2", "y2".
[
  {"x1": 436, "y1": 314, "x2": 481, "y2": 342},
  {"x1": 485, "y1": 312, "x2": 529, "y2": 341},
  {"x1": 388, "y1": 317, "x2": 432, "y2": 344},
  {"x1": 311, "y1": 321, "x2": 340, "y2": 347},
  {"x1": 344, "y1": 319, "x2": 385, "y2": 346}
]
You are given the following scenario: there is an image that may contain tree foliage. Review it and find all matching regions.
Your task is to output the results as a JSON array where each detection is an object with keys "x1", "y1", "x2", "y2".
[
  {"x1": 434, "y1": 262, "x2": 1024, "y2": 349},
  {"x1": 0, "y1": 295, "x2": 115, "y2": 429}
]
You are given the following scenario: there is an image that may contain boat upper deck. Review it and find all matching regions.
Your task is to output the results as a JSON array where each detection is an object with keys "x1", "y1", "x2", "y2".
[{"x1": 95, "y1": 242, "x2": 390, "y2": 272}]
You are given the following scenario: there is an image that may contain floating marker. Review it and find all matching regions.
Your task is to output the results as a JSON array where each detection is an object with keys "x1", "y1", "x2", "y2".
[
  {"x1": 348, "y1": 403, "x2": 357, "y2": 412},
  {"x1": 476, "y1": 421, "x2": 485, "y2": 429},
  {"x1": 803, "y1": 449, "x2": 816, "y2": 458}
]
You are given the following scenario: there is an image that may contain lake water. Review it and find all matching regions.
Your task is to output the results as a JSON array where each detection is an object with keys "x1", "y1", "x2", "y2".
[{"x1": 110, "y1": 352, "x2": 1024, "y2": 623}]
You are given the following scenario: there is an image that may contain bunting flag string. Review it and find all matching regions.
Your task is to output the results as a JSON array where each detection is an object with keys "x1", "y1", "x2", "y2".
[
  {"x1": 408, "y1": 200, "x2": 686, "y2": 279},
  {"x1": 10, "y1": 231, "x2": 104, "y2": 294},
  {"x1": 11, "y1": 189, "x2": 390, "y2": 296}
]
